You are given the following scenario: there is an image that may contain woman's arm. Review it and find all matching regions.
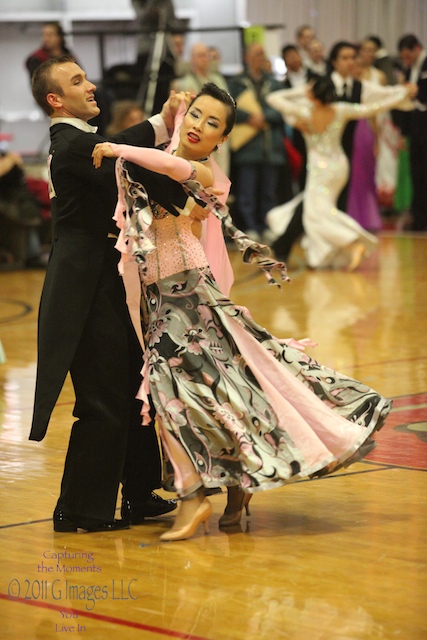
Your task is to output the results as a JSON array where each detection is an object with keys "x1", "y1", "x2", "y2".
[
  {"x1": 93, "y1": 143, "x2": 191, "y2": 179},
  {"x1": 93, "y1": 142, "x2": 215, "y2": 188},
  {"x1": 266, "y1": 86, "x2": 310, "y2": 127},
  {"x1": 341, "y1": 84, "x2": 416, "y2": 121}
]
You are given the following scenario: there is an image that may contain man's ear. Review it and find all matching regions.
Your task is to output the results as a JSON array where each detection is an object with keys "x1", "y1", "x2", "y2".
[{"x1": 46, "y1": 93, "x2": 63, "y2": 110}]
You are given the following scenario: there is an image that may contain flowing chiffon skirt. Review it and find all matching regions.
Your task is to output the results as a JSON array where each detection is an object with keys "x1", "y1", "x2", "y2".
[{"x1": 140, "y1": 266, "x2": 392, "y2": 492}]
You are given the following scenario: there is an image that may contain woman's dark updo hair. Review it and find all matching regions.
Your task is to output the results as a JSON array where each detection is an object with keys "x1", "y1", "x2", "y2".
[
  {"x1": 311, "y1": 77, "x2": 338, "y2": 105},
  {"x1": 188, "y1": 82, "x2": 236, "y2": 136}
]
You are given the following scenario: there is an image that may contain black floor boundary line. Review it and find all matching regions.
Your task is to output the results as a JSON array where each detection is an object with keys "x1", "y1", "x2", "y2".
[
  {"x1": 0, "y1": 298, "x2": 33, "y2": 324},
  {"x1": 2, "y1": 462, "x2": 425, "y2": 530},
  {"x1": 0, "y1": 518, "x2": 51, "y2": 530},
  {"x1": 295, "y1": 460, "x2": 427, "y2": 484}
]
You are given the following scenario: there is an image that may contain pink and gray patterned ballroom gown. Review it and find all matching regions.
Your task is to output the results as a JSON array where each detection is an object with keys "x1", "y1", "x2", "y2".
[{"x1": 111, "y1": 147, "x2": 392, "y2": 493}]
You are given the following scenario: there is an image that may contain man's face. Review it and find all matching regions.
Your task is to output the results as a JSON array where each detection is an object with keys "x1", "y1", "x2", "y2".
[
  {"x1": 308, "y1": 41, "x2": 324, "y2": 64},
  {"x1": 360, "y1": 40, "x2": 377, "y2": 66},
  {"x1": 284, "y1": 49, "x2": 302, "y2": 73},
  {"x1": 333, "y1": 47, "x2": 356, "y2": 78},
  {"x1": 42, "y1": 25, "x2": 62, "y2": 53},
  {"x1": 399, "y1": 46, "x2": 420, "y2": 69},
  {"x1": 48, "y1": 62, "x2": 99, "y2": 122},
  {"x1": 246, "y1": 44, "x2": 266, "y2": 74},
  {"x1": 298, "y1": 28, "x2": 315, "y2": 50},
  {"x1": 191, "y1": 44, "x2": 210, "y2": 75}
]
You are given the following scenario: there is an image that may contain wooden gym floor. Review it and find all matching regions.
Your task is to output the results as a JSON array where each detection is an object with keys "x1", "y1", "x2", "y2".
[{"x1": 0, "y1": 232, "x2": 426, "y2": 639}]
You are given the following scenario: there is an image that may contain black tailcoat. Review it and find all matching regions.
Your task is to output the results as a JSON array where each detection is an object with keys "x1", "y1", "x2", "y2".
[{"x1": 30, "y1": 119, "x2": 187, "y2": 520}]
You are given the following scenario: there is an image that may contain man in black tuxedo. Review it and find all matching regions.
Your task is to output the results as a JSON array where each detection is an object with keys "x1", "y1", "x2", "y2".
[
  {"x1": 367, "y1": 35, "x2": 397, "y2": 86},
  {"x1": 281, "y1": 44, "x2": 318, "y2": 191},
  {"x1": 30, "y1": 56, "x2": 186, "y2": 532},
  {"x1": 328, "y1": 41, "x2": 362, "y2": 212},
  {"x1": 329, "y1": 41, "x2": 404, "y2": 212},
  {"x1": 269, "y1": 45, "x2": 317, "y2": 262},
  {"x1": 396, "y1": 34, "x2": 427, "y2": 231}
]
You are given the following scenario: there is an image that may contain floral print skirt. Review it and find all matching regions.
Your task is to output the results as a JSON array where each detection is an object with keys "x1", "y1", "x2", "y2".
[{"x1": 142, "y1": 266, "x2": 392, "y2": 492}]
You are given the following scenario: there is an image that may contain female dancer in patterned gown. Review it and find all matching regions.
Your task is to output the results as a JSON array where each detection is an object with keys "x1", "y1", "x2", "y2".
[
  {"x1": 93, "y1": 83, "x2": 392, "y2": 541},
  {"x1": 265, "y1": 77, "x2": 415, "y2": 270}
]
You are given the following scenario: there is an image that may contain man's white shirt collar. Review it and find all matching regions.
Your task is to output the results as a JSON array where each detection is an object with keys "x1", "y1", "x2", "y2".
[
  {"x1": 50, "y1": 117, "x2": 98, "y2": 133},
  {"x1": 331, "y1": 71, "x2": 353, "y2": 97},
  {"x1": 410, "y1": 49, "x2": 427, "y2": 84}
]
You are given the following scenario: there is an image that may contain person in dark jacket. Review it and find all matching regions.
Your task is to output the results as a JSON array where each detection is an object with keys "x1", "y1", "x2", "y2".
[
  {"x1": 25, "y1": 22, "x2": 77, "y2": 80},
  {"x1": 396, "y1": 34, "x2": 427, "y2": 231},
  {"x1": 29, "y1": 55, "x2": 184, "y2": 532},
  {"x1": 228, "y1": 43, "x2": 286, "y2": 242}
]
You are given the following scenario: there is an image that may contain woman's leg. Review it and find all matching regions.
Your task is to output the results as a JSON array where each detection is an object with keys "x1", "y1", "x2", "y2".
[{"x1": 159, "y1": 423, "x2": 211, "y2": 539}]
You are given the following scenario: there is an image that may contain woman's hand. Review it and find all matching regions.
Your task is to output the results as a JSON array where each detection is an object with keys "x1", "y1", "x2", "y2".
[
  {"x1": 404, "y1": 82, "x2": 418, "y2": 100},
  {"x1": 92, "y1": 142, "x2": 117, "y2": 168},
  {"x1": 160, "y1": 90, "x2": 195, "y2": 129},
  {"x1": 189, "y1": 203, "x2": 210, "y2": 221}
]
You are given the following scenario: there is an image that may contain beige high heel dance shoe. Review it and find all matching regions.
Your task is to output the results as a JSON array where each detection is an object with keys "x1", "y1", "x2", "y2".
[
  {"x1": 347, "y1": 240, "x2": 367, "y2": 272},
  {"x1": 160, "y1": 488, "x2": 212, "y2": 542},
  {"x1": 218, "y1": 486, "x2": 253, "y2": 528}
]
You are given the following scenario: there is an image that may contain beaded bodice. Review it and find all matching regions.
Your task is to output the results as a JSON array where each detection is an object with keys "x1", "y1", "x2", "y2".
[{"x1": 142, "y1": 198, "x2": 209, "y2": 285}]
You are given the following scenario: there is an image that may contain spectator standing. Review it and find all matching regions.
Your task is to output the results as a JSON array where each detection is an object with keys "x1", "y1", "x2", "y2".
[
  {"x1": 174, "y1": 43, "x2": 230, "y2": 175},
  {"x1": 307, "y1": 40, "x2": 328, "y2": 76},
  {"x1": 106, "y1": 100, "x2": 145, "y2": 136},
  {"x1": 368, "y1": 35, "x2": 398, "y2": 85},
  {"x1": 295, "y1": 25, "x2": 316, "y2": 69},
  {"x1": 25, "y1": 22, "x2": 76, "y2": 80},
  {"x1": 0, "y1": 150, "x2": 48, "y2": 268},
  {"x1": 228, "y1": 43, "x2": 286, "y2": 241},
  {"x1": 395, "y1": 34, "x2": 427, "y2": 231}
]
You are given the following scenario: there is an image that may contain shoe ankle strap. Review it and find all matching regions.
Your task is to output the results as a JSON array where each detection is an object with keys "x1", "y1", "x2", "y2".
[{"x1": 178, "y1": 483, "x2": 205, "y2": 501}]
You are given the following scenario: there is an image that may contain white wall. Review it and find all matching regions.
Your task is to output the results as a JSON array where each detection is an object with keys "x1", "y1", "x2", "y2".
[
  {"x1": 1, "y1": 0, "x2": 426, "y2": 154},
  {"x1": 0, "y1": 0, "x2": 243, "y2": 154},
  {"x1": 247, "y1": 0, "x2": 427, "y2": 55}
]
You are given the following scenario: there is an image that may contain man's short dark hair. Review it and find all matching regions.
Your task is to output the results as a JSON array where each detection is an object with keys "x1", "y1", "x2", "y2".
[
  {"x1": 366, "y1": 35, "x2": 383, "y2": 49},
  {"x1": 281, "y1": 44, "x2": 298, "y2": 59},
  {"x1": 32, "y1": 55, "x2": 75, "y2": 115},
  {"x1": 398, "y1": 34, "x2": 422, "y2": 51},
  {"x1": 329, "y1": 41, "x2": 356, "y2": 64}
]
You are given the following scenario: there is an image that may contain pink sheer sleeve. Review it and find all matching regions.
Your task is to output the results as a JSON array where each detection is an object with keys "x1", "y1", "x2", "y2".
[{"x1": 109, "y1": 143, "x2": 192, "y2": 182}]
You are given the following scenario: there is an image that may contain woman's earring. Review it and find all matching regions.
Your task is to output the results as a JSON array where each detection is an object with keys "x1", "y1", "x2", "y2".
[{"x1": 216, "y1": 144, "x2": 222, "y2": 154}]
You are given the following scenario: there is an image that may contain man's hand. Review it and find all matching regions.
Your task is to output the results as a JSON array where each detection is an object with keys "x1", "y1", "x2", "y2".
[
  {"x1": 247, "y1": 113, "x2": 267, "y2": 129},
  {"x1": 92, "y1": 142, "x2": 117, "y2": 168}
]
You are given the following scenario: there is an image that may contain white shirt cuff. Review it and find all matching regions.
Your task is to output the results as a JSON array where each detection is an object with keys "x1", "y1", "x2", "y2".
[{"x1": 148, "y1": 114, "x2": 171, "y2": 147}]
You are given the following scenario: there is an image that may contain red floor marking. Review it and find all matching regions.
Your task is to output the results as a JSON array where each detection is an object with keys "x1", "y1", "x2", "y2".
[
  {"x1": 0, "y1": 593, "x2": 211, "y2": 640},
  {"x1": 366, "y1": 393, "x2": 427, "y2": 469},
  {"x1": 389, "y1": 392, "x2": 427, "y2": 408}
]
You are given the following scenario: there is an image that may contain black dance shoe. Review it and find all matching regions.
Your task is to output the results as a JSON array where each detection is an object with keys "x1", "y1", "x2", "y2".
[
  {"x1": 121, "y1": 492, "x2": 177, "y2": 525},
  {"x1": 53, "y1": 509, "x2": 130, "y2": 533}
]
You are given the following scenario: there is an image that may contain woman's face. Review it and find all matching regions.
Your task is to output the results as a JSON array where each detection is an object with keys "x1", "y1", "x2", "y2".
[
  {"x1": 179, "y1": 94, "x2": 229, "y2": 159},
  {"x1": 360, "y1": 41, "x2": 377, "y2": 66}
]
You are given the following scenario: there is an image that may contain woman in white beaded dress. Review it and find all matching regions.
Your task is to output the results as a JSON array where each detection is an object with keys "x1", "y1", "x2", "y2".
[
  {"x1": 265, "y1": 77, "x2": 415, "y2": 270},
  {"x1": 93, "y1": 83, "x2": 392, "y2": 542}
]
